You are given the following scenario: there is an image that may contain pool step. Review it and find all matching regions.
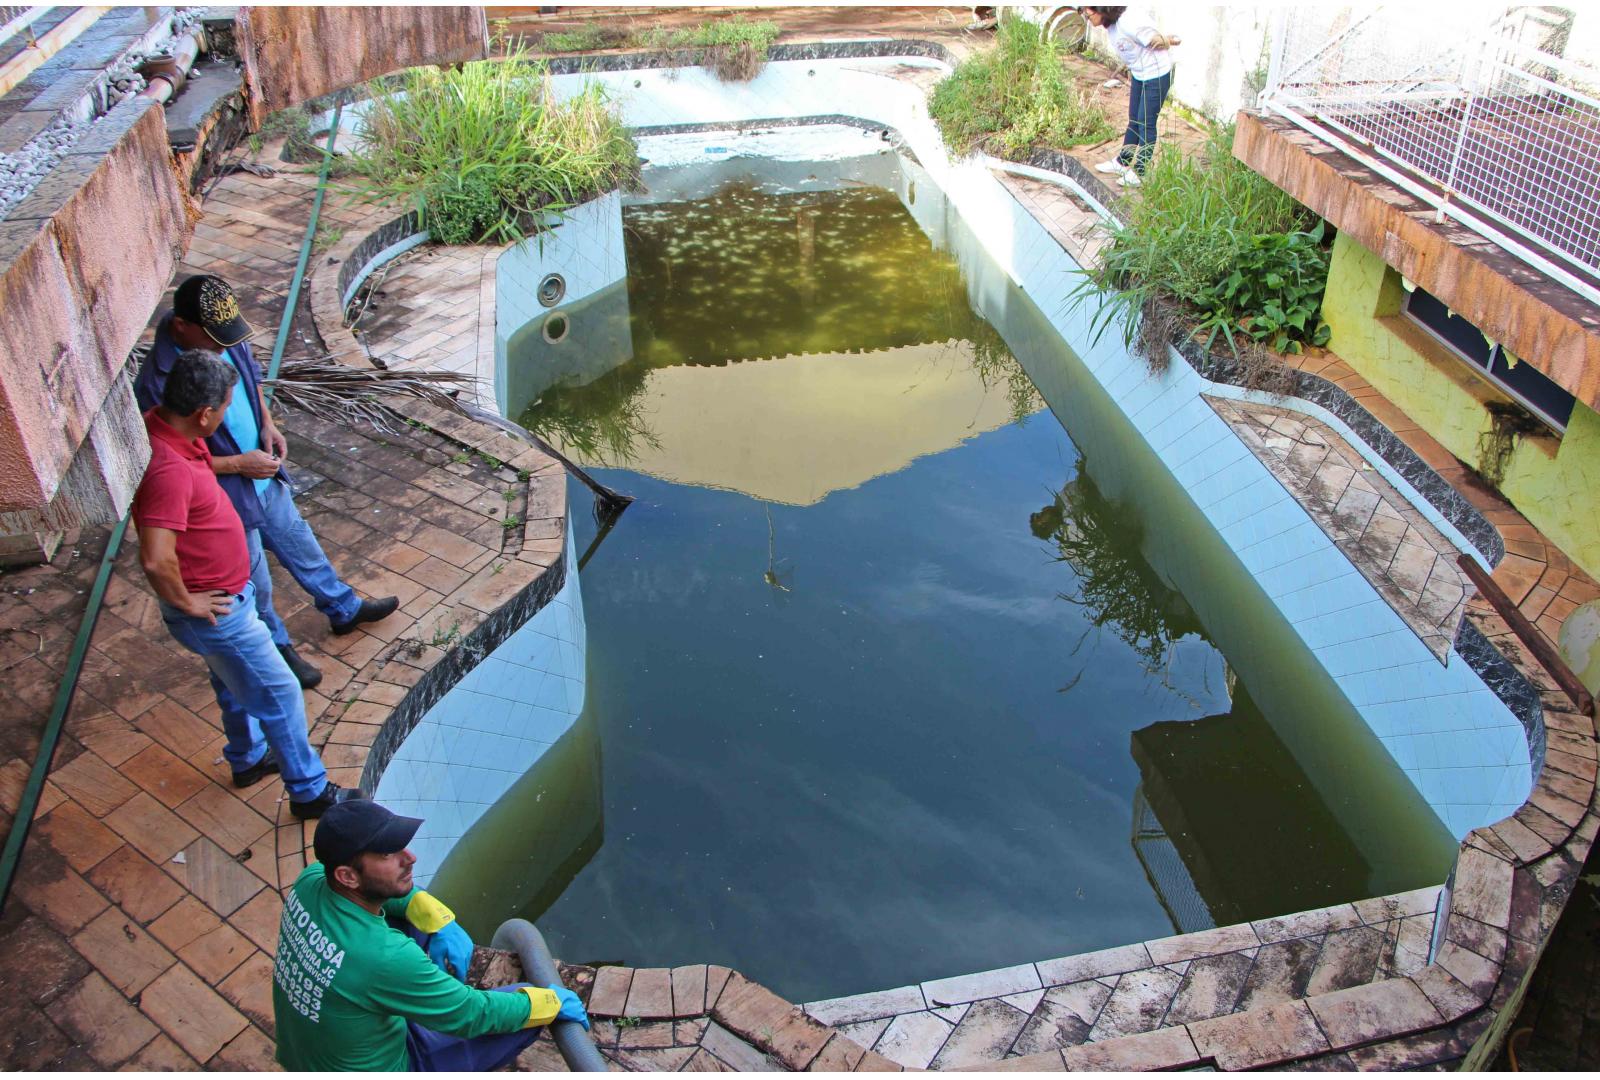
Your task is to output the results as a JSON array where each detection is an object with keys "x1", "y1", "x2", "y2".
[{"x1": 1207, "y1": 395, "x2": 1475, "y2": 661}]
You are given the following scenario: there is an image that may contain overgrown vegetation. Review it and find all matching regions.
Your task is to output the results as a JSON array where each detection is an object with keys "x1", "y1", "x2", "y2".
[
  {"x1": 534, "y1": 17, "x2": 779, "y2": 81},
  {"x1": 929, "y1": 16, "x2": 1116, "y2": 159},
  {"x1": 259, "y1": 105, "x2": 317, "y2": 161},
  {"x1": 1475, "y1": 400, "x2": 1544, "y2": 487},
  {"x1": 1074, "y1": 125, "x2": 1332, "y2": 373},
  {"x1": 344, "y1": 47, "x2": 637, "y2": 245}
]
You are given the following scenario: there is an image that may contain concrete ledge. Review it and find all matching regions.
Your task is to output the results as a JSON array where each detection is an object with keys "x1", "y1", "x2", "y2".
[{"x1": 0, "y1": 95, "x2": 190, "y2": 524}]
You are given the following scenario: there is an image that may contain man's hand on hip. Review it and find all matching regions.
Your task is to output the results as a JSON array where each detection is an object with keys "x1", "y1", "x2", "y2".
[{"x1": 185, "y1": 590, "x2": 234, "y2": 625}]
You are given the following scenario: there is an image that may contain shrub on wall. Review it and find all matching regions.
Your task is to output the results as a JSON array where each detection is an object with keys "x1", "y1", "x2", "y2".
[
  {"x1": 1076, "y1": 126, "x2": 1333, "y2": 366},
  {"x1": 346, "y1": 48, "x2": 637, "y2": 245},
  {"x1": 930, "y1": 16, "x2": 1116, "y2": 159}
]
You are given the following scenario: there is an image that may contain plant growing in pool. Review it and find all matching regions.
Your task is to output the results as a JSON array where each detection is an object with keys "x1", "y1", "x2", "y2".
[
  {"x1": 634, "y1": 18, "x2": 780, "y2": 81},
  {"x1": 929, "y1": 16, "x2": 1116, "y2": 159},
  {"x1": 1072, "y1": 125, "x2": 1332, "y2": 370},
  {"x1": 345, "y1": 46, "x2": 638, "y2": 245}
]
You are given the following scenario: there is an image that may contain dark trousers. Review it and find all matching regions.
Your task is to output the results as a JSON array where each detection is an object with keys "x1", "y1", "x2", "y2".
[
  {"x1": 397, "y1": 925, "x2": 540, "y2": 1071},
  {"x1": 405, "y1": 993, "x2": 540, "y2": 1072},
  {"x1": 1118, "y1": 71, "x2": 1172, "y2": 173}
]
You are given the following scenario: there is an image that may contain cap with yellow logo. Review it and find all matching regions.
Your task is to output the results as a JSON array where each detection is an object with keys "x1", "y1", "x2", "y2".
[{"x1": 174, "y1": 274, "x2": 253, "y2": 347}]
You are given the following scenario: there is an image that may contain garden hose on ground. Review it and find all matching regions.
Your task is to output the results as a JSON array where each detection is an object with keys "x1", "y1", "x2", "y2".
[{"x1": 0, "y1": 107, "x2": 344, "y2": 914}]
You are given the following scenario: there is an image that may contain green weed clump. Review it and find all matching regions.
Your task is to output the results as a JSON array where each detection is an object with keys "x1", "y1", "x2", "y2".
[
  {"x1": 635, "y1": 17, "x2": 779, "y2": 81},
  {"x1": 1075, "y1": 125, "x2": 1332, "y2": 367},
  {"x1": 345, "y1": 48, "x2": 637, "y2": 246},
  {"x1": 538, "y1": 26, "x2": 618, "y2": 52},
  {"x1": 930, "y1": 16, "x2": 1115, "y2": 159}
]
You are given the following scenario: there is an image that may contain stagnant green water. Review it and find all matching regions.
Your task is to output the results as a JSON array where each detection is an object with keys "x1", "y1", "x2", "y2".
[{"x1": 451, "y1": 159, "x2": 1453, "y2": 1003}]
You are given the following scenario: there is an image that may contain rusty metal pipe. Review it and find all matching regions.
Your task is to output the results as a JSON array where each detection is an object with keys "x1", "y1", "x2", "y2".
[{"x1": 136, "y1": 27, "x2": 205, "y2": 103}]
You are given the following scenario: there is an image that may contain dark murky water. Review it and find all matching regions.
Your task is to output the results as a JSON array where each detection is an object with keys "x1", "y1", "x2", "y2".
[{"x1": 444, "y1": 159, "x2": 1454, "y2": 1003}]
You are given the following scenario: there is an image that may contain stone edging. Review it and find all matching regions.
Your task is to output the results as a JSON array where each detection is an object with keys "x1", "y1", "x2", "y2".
[
  {"x1": 303, "y1": 204, "x2": 571, "y2": 826},
  {"x1": 303, "y1": 54, "x2": 1600, "y2": 1069}
]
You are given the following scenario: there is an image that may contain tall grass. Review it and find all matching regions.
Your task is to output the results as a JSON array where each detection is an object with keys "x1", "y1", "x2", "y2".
[
  {"x1": 534, "y1": 17, "x2": 779, "y2": 81},
  {"x1": 930, "y1": 16, "x2": 1116, "y2": 159},
  {"x1": 1073, "y1": 125, "x2": 1331, "y2": 367},
  {"x1": 345, "y1": 48, "x2": 637, "y2": 245}
]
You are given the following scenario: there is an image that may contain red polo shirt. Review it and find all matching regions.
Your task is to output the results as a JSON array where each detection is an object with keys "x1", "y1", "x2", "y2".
[{"x1": 133, "y1": 409, "x2": 251, "y2": 594}]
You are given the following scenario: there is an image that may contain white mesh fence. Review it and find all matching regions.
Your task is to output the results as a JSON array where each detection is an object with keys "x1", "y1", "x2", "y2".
[{"x1": 1261, "y1": 5, "x2": 1600, "y2": 306}]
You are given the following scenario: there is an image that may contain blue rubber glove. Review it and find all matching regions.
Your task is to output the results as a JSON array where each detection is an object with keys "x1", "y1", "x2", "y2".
[
  {"x1": 551, "y1": 985, "x2": 591, "y2": 1030},
  {"x1": 426, "y1": 921, "x2": 474, "y2": 982}
]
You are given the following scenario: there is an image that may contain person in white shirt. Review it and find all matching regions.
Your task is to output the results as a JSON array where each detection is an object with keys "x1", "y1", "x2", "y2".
[{"x1": 1082, "y1": 7, "x2": 1181, "y2": 187}]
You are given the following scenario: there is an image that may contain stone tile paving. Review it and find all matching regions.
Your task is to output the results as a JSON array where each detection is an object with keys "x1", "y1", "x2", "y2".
[
  {"x1": 801, "y1": 891, "x2": 1439, "y2": 1068},
  {"x1": 0, "y1": 143, "x2": 567, "y2": 1070},
  {"x1": 347, "y1": 242, "x2": 490, "y2": 383},
  {"x1": 1207, "y1": 396, "x2": 1473, "y2": 660}
]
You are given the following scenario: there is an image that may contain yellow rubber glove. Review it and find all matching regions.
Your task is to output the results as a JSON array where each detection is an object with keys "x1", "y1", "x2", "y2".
[
  {"x1": 405, "y1": 891, "x2": 456, "y2": 933},
  {"x1": 519, "y1": 986, "x2": 562, "y2": 1028}
]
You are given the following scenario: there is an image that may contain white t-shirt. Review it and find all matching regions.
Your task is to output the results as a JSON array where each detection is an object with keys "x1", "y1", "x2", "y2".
[{"x1": 1107, "y1": 9, "x2": 1172, "y2": 80}]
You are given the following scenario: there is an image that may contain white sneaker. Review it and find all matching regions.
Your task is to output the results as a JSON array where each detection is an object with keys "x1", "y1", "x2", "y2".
[
  {"x1": 1094, "y1": 159, "x2": 1127, "y2": 174},
  {"x1": 1118, "y1": 170, "x2": 1142, "y2": 187}
]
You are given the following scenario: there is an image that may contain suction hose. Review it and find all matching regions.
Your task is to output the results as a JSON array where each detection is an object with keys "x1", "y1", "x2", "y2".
[{"x1": 491, "y1": 919, "x2": 609, "y2": 1071}]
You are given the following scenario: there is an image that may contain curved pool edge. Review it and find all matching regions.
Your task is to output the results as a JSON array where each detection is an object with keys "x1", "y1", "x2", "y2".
[{"x1": 303, "y1": 50, "x2": 1600, "y2": 1070}]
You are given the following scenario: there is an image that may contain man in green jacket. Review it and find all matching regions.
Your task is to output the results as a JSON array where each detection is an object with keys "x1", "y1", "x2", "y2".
[{"x1": 273, "y1": 799, "x2": 589, "y2": 1071}]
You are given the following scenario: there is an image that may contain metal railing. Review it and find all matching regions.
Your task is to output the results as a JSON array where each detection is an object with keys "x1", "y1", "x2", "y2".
[{"x1": 1259, "y1": 4, "x2": 1600, "y2": 308}]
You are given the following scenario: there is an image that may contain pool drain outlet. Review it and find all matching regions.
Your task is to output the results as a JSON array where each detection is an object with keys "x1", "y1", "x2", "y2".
[
  {"x1": 543, "y1": 311, "x2": 570, "y2": 344},
  {"x1": 538, "y1": 272, "x2": 566, "y2": 307}
]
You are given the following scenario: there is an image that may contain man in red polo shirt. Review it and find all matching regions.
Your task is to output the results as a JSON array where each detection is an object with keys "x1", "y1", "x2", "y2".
[{"x1": 134, "y1": 348, "x2": 358, "y2": 819}]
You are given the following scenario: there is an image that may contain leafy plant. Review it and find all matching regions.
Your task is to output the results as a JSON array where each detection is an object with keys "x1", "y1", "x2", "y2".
[
  {"x1": 929, "y1": 16, "x2": 1115, "y2": 159},
  {"x1": 344, "y1": 45, "x2": 638, "y2": 245},
  {"x1": 1071, "y1": 125, "x2": 1331, "y2": 369}
]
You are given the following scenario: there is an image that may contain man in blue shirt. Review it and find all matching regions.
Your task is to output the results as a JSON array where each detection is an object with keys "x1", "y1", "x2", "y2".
[{"x1": 135, "y1": 275, "x2": 398, "y2": 688}]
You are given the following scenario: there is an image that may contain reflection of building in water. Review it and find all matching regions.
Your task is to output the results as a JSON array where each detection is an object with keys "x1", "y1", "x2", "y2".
[
  {"x1": 555, "y1": 342, "x2": 1029, "y2": 505},
  {"x1": 1128, "y1": 690, "x2": 1382, "y2": 935}
]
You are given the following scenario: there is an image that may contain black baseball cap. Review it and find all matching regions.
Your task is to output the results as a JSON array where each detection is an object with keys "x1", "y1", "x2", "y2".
[
  {"x1": 313, "y1": 799, "x2": 423, "y2": 868},
  {"x1": 173, "y1": 274, "x2": 253, "y2": 347}
]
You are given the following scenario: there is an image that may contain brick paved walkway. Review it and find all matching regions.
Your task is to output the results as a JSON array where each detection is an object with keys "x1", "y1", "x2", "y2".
[{"x1": 0, "y1": 147, "x2": 566, "y2": 1070}]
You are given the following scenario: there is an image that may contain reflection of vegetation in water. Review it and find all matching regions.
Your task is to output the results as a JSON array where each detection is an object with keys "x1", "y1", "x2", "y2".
[
  {"x1": 967, "y1": 315, "x2": 1043, "y2": 426},
  {"x1": 1031, "y1": 457, "x2": 1204, "y2": 672},
  {"x1": 520, "y1": 361, "x2": 660, "y2": 465}
]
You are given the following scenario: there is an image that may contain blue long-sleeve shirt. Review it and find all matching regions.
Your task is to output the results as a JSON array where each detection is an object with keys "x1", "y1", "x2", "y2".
[{"x1": 133, "y1": 316, "x2": 287, "y2": 530}]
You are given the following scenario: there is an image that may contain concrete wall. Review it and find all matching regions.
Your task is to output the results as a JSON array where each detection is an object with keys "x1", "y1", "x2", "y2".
[
  {"x1": 0, "y1": 96, "x2": 190, "y2": 525},
  {"x1": 1323, "y1": 232, "x2": 1600, "y2": 582},
  {"x1": 236, "y1": 5, "x2": 489, "y2": 127}
]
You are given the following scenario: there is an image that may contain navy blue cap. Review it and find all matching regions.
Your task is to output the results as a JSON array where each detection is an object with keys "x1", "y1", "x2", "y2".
[{"x1": 313, "y1": 799, "x2": 423, "y2": 868}]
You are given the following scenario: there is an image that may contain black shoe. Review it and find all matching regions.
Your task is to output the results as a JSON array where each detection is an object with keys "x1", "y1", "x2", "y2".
[
  {"x1": 330, "y1": 596, "x2": 400, "y2": 635},
  {"x1": 232, "y1": 748, "x2": 280, "y2": 789},
  {"x1": 289, "y1": 781, "x2": 363, "y2": 820},
  {"x1": 278, "y1": 643, "x2": 324, "y2": 689}
]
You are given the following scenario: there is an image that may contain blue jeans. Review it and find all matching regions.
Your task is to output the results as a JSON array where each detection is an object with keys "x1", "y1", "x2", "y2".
[
  {"x1": 160, "y1": 581, "x2": 328, "y2": 801},
  {"x1": 248, "y1": 477, "x2": 361, "y2": 647},
  {"x1": 405, "y1": 986, "x2": 541, "y2": 1071},
  {"x1": 1119, "y1": 71, "x2": 1171, "y2": 173}
]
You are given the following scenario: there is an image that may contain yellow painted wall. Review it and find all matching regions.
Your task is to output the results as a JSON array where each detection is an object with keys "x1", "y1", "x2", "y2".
[{"x1": 1323, "y1": 232, "x2": 1600, "y2": 580}]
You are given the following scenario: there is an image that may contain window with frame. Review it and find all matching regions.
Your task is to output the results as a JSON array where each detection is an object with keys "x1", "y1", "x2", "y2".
[{"x1": 1402, "y1": 286, "x2": 1575, "y2": 433}]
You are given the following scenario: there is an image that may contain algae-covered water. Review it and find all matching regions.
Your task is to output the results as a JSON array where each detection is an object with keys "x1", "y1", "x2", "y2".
[{"x1": 458, "y1": 155, "x2": 1455, "y2": 1002}]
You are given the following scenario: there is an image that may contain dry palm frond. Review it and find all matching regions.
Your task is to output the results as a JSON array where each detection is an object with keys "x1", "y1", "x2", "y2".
[
  {"x1": 268, "y1": 356, "x2": 633, "y2": 515},
  {"x1": 265, "y1": 357, "x2": 477, "y2": 434}
]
